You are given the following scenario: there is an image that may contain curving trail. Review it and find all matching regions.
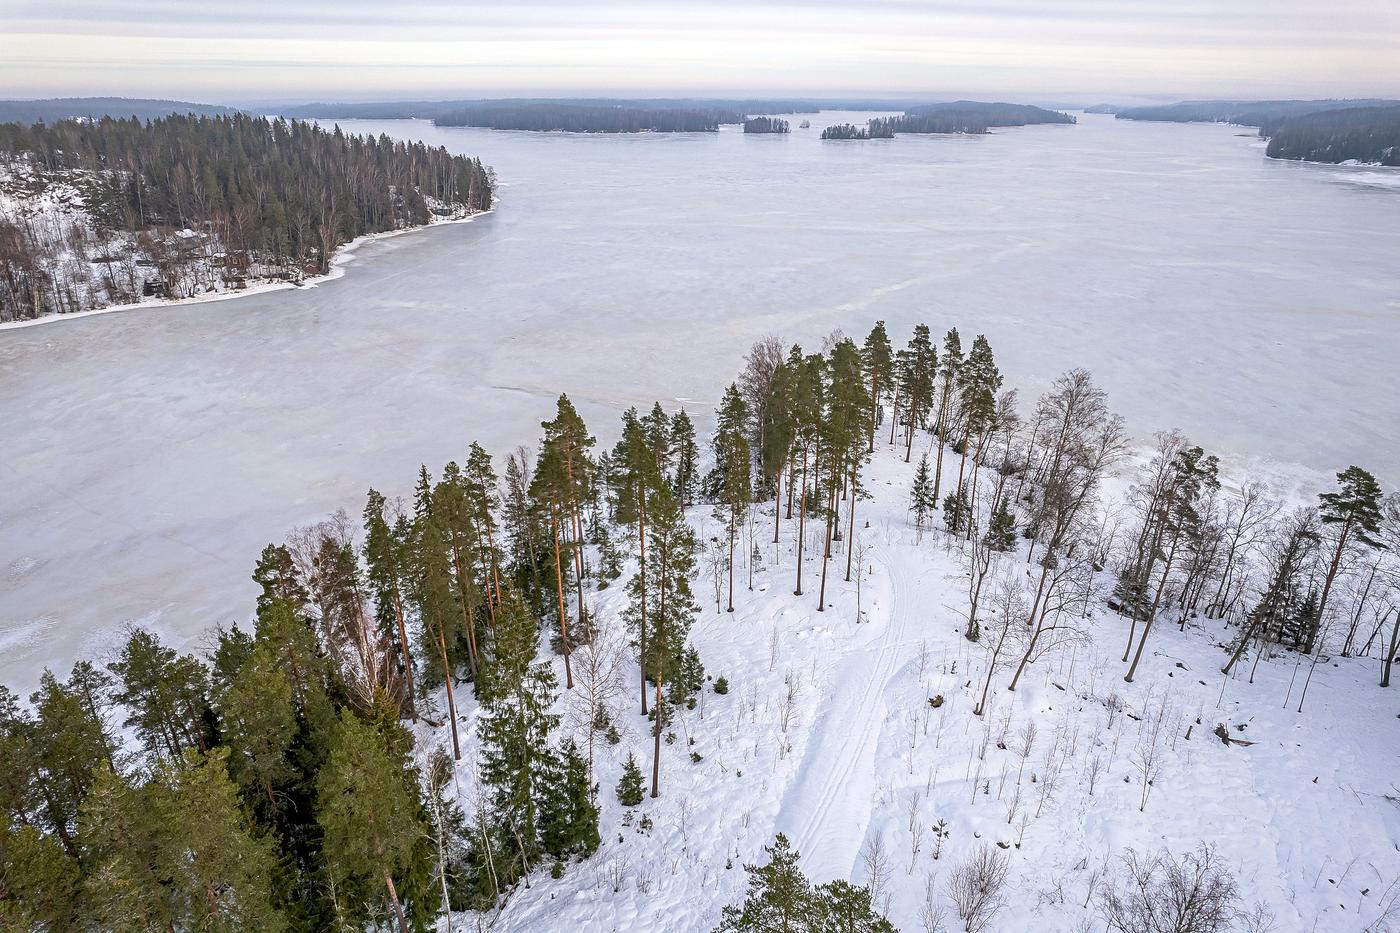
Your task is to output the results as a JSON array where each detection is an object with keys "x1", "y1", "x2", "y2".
[{"x1": 774, "y1": 540, "x2": 917, "y2": 882}]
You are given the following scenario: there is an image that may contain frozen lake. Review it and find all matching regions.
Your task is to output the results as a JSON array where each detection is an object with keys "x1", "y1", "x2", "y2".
[{"x1": 2, "y1": 112, "x2": 1397, "y2": 691}]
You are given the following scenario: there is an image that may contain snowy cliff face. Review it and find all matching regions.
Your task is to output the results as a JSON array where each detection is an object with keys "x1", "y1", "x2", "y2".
[
  {"x1": 0, "y1": 155, "x2": 472, "y2": 323},
  {"x1": 0, "y1": 156, "x2": 249, "y2": 319}
]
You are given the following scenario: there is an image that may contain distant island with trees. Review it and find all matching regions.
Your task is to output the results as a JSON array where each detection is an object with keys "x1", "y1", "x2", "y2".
[
  {"x1": 0, "y1": 114, "x2": 493, "y2": 322},
  {"x1": 0, "y1": 97, "x2": 242, "y2": 124},
  {"x1": 1112, "y1": 99, "x2": 1400, "y2": 165},
  {"x1": 828, "y1": 102, "x2": 1074, "y2": 140},
  {"x1": 887, "y1": 101, "x2": 1076, "y2": 133},
  {"x1": 821, "y1": 122, "x2": 893, "y2": 140},
  {"x1": 743, "y1": 117, "x2": 790, "y2": 134},
  {"x1": 435, "y1": 104, "x2": 744, "y2": 134}
]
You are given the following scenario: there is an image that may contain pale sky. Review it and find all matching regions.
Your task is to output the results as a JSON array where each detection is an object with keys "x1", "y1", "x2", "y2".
[{"x1": 3, "y1": 0, "x2": 1398, "y2": 104}]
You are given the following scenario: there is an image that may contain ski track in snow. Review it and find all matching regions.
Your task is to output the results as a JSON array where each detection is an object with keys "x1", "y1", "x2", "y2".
[{"x1": 776, "y1": 539, "x2": 912, "y2": 881}]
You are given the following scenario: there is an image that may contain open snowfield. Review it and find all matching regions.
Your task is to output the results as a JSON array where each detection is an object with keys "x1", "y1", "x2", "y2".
[{"x1": 422, "y1": 442, "x2": 1400, "y2": 932}]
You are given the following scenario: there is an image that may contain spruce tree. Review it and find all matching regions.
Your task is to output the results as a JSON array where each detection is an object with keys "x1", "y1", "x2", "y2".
[
  {"x1": 215, "y1": 642, "x2": 297, "y2": 809},
  {"x1": 26, "y1": 669, "x2": 112, "y2": 855},
  {"x1": 861, "y1": 320, "x2": 894, "y2": 454},
  {"x1": 814, "y1": 879, "x2": 896, "y2": 933},
  {"x1": 714, "y1": 384, "x2": 753, "y2": 613},
  {"x1": 611, "y1": 407, "x2": 662, "y2": 714},
  {"x1": 911, "y1": 452, "x2": 935, "y2": 534},
  {"x1": 317, "y1": 711, "x2": 424, "y2": 933},
  {"x1": 538, "y1": 739, "x2": 600, "y2": 860},
  {"x1": 475, "y1": 586, "x2": 561, "y2": 883},
  {"x1": 624, "y1": 483, "x2": 700, "y2": 797},
  {"x1": 713, "y1": 833, "x2": 816, "y2": 932},
  {"x1": 253, "y1": 543, "x2": 308, "y2": 616},
  {"x1": 932, "y1": 327, "x2": 963, "y2": 499},
  {"x1": 670, "y1": 408, "x2": 700, "y2": 505},
  {"x1": 538, "y1": 394, "x2": 597, "y2": 688},
  {"x1": 759, "y1": 361, "x2": 797, "y2": 544},
  {"x1": 364, "y1": 488, "x2": 418, "y2": 719},
  {"x1": 899, "y1": 324, "x2": 936, "y2": 462},
  {"x1": 0, "y1": 821, "x2": 81, "y2": 930},
  {"x1": 643, "y1": 402, "x2": 672, "y2": 476},
  {"x1": 984, "y1": 493, "x2": 1017, "y2": 552},
  {"x1": 616, "y1": 752, "x2": 645, "y2": 806}
]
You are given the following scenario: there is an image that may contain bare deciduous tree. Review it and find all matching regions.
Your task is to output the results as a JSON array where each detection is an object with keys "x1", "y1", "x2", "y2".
[
  {"x1": 1098, "y1": 844, "x2": 1242, "y2": 933},
  {"x1": 947, "y1": 844, "x2": 1009, "y2": 933}
]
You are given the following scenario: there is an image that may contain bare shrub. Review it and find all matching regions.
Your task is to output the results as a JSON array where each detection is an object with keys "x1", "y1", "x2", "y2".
[
  {"x1": 947, "y1": 844, "x2": 1009, "y2": 932},
  {"x1": 1099, "y1": 843, "x2": 1243, "y2": 933}
]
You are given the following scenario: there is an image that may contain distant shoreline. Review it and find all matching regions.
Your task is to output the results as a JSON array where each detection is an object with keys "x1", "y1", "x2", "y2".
[{"x1": 0, "y1": 208, "x2": 493, "y2": 332}]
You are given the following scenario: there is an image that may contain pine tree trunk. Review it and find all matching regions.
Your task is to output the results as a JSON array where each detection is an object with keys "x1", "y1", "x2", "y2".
[
  {"x1": 1125, "y1": 530, "x2": 1178, "y2": 683},
  {"x1": 439, "y1": 627, "x2": 461, "y2": 759},
  {"x1": 868, "y1": 374, "x2": 879, "y2": 453},
  {"x1": 638, "y1": 493, "x2": 649, "y2": 714},
  {"x1": 888, "y1": 383, "x2": 900, "y2": 446},
  {"x1": 817, "y1": 481, "x2": 835, "y2": 612},
  {"x1": 844, "y1": 465, "x2": 857, "y2": 582},
  {"x1": 773, "y1": 470, "x2": 782, "y2": 544},
  {"x1": 384, "y1": 870, "x2": 409, "y2": 933},
  {"x1": 651, "y1": 674, "x2": 663, "y2": 799},
  {"x1": 1296, "y1": 521, "x2": 1352, "y2": 710},
  {"x1": 552, "y1": 510, "x2": 573, "y2": 689},
  {"x1": 932, "y1": 387, "x2": 950, "y2": 499},
  {"x1": 794, "y1": 447, "x2": 808, "y2": 596},
  {"x1": 1381, "y1": 609, "x2": 1399, "y2": 688},
  {"x1": 391, "y1": 588, "x2": 418, "y2": 721},
  {"x1": 727, "y1": 508, "x2": 736, "y2": 613}
]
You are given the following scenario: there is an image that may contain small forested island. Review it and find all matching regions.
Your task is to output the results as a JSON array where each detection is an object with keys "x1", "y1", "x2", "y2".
[
  {"x1": 2, "y1": 318, "x2": 1395, "y2": 931},
  {"x1": 1114, "y1": 98, "x2": 1400, "y2": 165},
  {"x1": 821, "y1": 122, "x2": 893, "y2": 140},
  {"x1": 743, "y1": 117, "x2": 790, "y2": 134},
  {"x1": 435, "y1": 104, "x2": 742, "y2": 133},
  {"x1": 0, "y1": 115, "x2": 493, "y2": 322}
]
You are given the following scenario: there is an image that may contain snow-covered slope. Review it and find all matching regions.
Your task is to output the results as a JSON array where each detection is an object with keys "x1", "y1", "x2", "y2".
[{"x1": 423, "y1": 441, "x2": 1400, "y2": 932}]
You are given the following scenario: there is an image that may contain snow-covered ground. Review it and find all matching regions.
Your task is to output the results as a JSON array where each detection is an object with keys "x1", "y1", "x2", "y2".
[{"x1": 422, "y1": 442, "x2": 1400, "y2": 932}]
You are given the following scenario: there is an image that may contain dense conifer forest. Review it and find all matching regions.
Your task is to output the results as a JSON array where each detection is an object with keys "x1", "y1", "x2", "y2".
[
  {"x1": 4, "y1": 317, "x2": 1394, "y2": 930},
  {"x1": 0, "y1": 114, "x2": 493, "y2": 321},
  {"x1": 434, "y1": 104, "x2": 742, "y2": 133},
  {"x1": 743, "y1": 117, "x2": 790, "y2": 134},
  {"x1": 1262, "y1": 105, "x2": 1400, "y2": 165}
]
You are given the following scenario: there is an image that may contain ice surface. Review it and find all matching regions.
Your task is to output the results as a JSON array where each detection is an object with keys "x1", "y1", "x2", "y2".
[{"x1": 1, "y1": 112, "x2": 1397, "y2": 691}]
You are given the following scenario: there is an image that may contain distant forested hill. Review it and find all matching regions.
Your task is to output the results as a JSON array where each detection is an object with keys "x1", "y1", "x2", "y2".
[
  {"x1": 1264, "y1": 105, "x2": 1400, "y2": 166},
  {"x1": 868, "y1": 101, "x2": 1074, "y2": 136},
  {"x1": 1114, "y1": 99, "x2": 1400, "y2": 165},
  {"x1": 271, "y1": 98, "x2": 907, "y2": 121},
  {"x1": 0, "y1": 114, "x2": 493, "y2": 321},
  {"x1": 0, "y1": 97, "x2": 241, "y2": 124},
  {"x1": 1113, "y1": 99, "x2": 1397, "y2": 126},
  {"x1": 435, "y1": 104, "x2": 742, "y2": 133}
]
